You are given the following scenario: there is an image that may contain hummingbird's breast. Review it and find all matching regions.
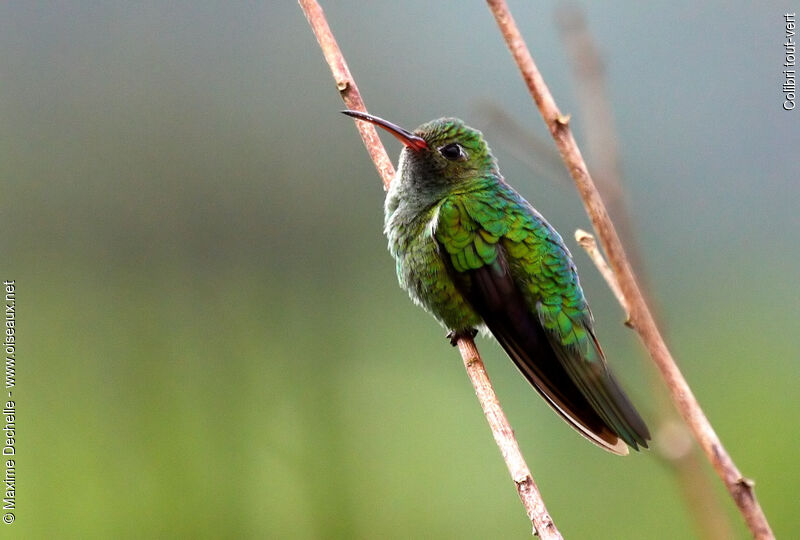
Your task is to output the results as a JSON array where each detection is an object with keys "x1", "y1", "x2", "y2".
[{"x1": 384, "y1": 192, "x2": 482, "y2": 332}]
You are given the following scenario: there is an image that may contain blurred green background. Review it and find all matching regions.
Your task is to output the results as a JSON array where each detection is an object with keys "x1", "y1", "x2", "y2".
[{"x1": 2, "y1": 2, "x2": 798, "y2": 538}]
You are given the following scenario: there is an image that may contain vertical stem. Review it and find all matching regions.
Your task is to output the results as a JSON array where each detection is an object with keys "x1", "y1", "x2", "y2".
[
  {"x1": 559, "y1": 10, "x2": 736, "y2": 538},
  {"x1": 485, "y1": 1, "x2": 773, "y2": 538},
  {"x1": 458, "y1": 339, "x2": 562, "y2": 539},
  {"x1": 298, "y1": 0, "x2": 394, "y2": 189},
  {"x1": 299, "y1": 1, "x2": 562, "y2": 536},
  {"x1": 576, "y1": 230, "x2": 734, "y2": 540},
  {"x1": 555, "y1": 7, "x2": 634, "y2": 260}
]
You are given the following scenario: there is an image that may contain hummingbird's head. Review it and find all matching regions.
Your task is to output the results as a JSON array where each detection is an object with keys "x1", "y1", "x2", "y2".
[
  {"x1": 341, "y1": 111, "x2": 498, "y2": 191},
  {"x1": 409, "y1": 117, "x2": 497, "y2": 178}
]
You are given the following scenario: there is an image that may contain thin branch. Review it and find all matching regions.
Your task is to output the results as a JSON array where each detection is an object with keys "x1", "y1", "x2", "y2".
[
  {"x1": 559, "y1": 10, "x2": 736, "y2": 538},
  {"x1": 485, "y1": 1, "x2": 774, "y2": 538},
  {"x1": 555, "y1": 7, "x2": 633, "y2": 258},
  {"x1": 574, "y1": 229, "x2": 629, "y2": 319},
  {"x1": 299, "y1": 1, "x2": 562, "y2": 537},
  {"x1": 475, "y1": 101, "x2": 568, "y2": 184},
  {"x1": 578, "y1": 228, "x2": 738, "y2": 540},
  {"x1": 298, "y1": 0, "x2": 393, "y2": 189},
  {"x1": 457, "y1": 339, "x2": 562, "y2": 539},
  {"x1": 576, "y1": 229, "x2": 736, "y2": 540}
]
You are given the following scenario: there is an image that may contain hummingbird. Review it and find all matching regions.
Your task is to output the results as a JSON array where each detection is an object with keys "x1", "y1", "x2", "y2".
[{"x1": 342, "y1": 110, "x2": 650, "y2": 455}]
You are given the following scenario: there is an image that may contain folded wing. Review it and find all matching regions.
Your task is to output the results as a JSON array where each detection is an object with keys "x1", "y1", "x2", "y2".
[{"x1": 434, "y1": 189, "x2": 649, "y2": 454}]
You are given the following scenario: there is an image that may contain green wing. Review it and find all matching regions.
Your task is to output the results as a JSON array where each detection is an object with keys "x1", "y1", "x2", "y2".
[{"x1": 435, "y1": 186, "x2": 649, "y2": 453}]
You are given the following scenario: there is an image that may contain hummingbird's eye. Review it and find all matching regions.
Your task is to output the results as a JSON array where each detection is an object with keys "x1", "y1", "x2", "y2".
[{"x1": 438, "y1": 143, "x2": 468, "y2": 162}]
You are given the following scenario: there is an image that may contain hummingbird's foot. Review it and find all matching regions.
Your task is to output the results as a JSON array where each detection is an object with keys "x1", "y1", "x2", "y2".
[{"x1": 446, "y1": 328, "x2": 478, "y2": 346}]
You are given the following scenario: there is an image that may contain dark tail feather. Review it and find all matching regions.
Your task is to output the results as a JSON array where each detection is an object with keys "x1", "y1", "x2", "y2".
[
  {"x1": 489, "y1": 313, "x2": 632, "y2": 454},
  {"x1": 469, "y1": 263, "x2": 648, "y2": 454}
]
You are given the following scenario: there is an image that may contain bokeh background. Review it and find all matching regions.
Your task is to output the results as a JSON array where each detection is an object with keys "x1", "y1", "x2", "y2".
[{"x1": 2, "y1": 1, "x2": 798, "y2": 538}]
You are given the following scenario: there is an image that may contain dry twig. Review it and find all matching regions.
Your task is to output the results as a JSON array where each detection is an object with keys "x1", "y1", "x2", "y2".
[
  {"x1": 555, "y1": 7, "x2": 633, "y2": 255},
  {"x1": 299, "y1": 1, "x2": 562, "y2": 537},
  {"x1": 574, "y1": 229, "x2": 629, "y2": 319},
  {"x1": 485, "y1": 1, "x2": 773, "y2": 537},
  {"x1": 559, "y1": 10, "x2": 736, "y2": 538},
  {"x1": 576, "y1": 228, "x2": 736, "y2": 540},
  {"x1": 476, "y1": 101, "x2": 567, "y2": 184}
]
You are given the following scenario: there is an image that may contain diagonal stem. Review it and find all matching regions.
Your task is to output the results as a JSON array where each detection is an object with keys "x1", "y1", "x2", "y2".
[
  {"x1": 299, "y1": 0, "x2": 562, "y2": 537},
  {"x1": 574, "y1": 229, "x2": 630, "y2": 319},
  {"x1": 298, "y1": 0, "x2": 393, "y2": 189},
  {"x1": 457, "y1": 339, "x2": 562, "y2": 539},
  {"x1": 558, "y1": 10, "x2": 736, "y2": 538},
  {"x1": 485, "y1": 1, "x2": 773, "y2": 538}
]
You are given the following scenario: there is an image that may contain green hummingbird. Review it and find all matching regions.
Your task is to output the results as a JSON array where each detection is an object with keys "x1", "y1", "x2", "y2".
[{"x1": 342, "y1": 110, "x2": 650, "y2": 455}]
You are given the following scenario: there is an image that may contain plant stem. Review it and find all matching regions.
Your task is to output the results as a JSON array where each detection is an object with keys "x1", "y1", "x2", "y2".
[
  {"x1": 485, "y1": 1, "x2": 773, "y2": 537},
  {"x1": 558, "y1": 12, "x2": 737, "y2": 536},
  {"x1": 299, "y1": 1, "x2": 562, "y2": 536}
]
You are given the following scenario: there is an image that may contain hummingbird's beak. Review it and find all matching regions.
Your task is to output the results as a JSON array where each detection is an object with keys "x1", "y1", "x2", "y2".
[{"x1": 341, "y1": 110, "x2": 428, "y2": 151}]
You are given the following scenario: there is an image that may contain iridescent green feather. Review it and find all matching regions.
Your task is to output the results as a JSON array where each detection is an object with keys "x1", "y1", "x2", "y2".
[
  {"x1": 379, "y1": 114, "x2": 650, "y2": 452},
  {"x1": 434, "y1": 181, "x2": 648, "y2": 449}
]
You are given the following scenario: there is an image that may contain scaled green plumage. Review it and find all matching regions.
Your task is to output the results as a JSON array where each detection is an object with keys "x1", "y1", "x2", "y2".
[{"x1": 343, "y1": 110, "x2": 650, "y2": 455}]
